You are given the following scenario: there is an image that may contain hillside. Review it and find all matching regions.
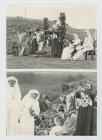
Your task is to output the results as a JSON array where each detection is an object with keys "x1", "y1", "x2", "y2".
[
  {"x1": 6, "y1": 16, "x2": 96, "y2": 40},
  {"x1": 7, "y1": 72, "x2": 97, "y2": 99}
]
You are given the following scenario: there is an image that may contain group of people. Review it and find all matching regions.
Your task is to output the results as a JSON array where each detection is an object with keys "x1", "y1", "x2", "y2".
[
  {"x1": 10, "y1": 17, "x2": 96, "y2": 61},
  {"x1": 7, "y1": 76, "x2": 97, "y2": 135},
  {"x1": 12, "y1": 27, "x2": 44, "y2": 56},
  {"x1": 61, "y1": 30, "x2": 95, "y2": 60},
  {"x1": 7, "y1": 76, "x2": 40, "y2": 135}
]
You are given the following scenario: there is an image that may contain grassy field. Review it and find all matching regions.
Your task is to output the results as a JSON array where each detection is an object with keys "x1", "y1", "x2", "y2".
[
  {"x1": 7, "y1": 55, "x2": 96, "y2": 69},
  {"x1": 6, "y1": 17, "x2": 96, "y2": 69}
]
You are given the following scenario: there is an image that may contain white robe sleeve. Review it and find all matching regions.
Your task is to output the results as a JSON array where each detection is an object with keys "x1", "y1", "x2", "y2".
[
  {"x1": 83, "y1": 37, "x2": 93, "y2": 48},
  {"x1": 32, "y1": 101, "x2": 40, "y2": 116},
  {"x1": 73, "y1": 39, "x2": 80, "y2": 46}
]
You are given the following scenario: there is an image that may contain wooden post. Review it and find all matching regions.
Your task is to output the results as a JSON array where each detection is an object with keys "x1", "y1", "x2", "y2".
[{"x1": 43, "y1": 18, "x2": 49, "y2": 46}]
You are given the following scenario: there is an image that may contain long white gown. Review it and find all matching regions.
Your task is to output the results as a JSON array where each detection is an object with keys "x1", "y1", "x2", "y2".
[
  {"x1": 17, "y1": 32, "x2": 26, "y2": 56},
  {"x1": 73, "y1": 31, "x2": 94, "y2": 60},
  {"x1": 61, "y1": 44, "x2": 74, "y2": 60},
  {"x1": 6, "y1": 76, "x2": 22, "y2": 135},
  {"x1": 19, "y1": 90, "x2": 40, "y2": 135},
  {"x1": 81, "y1": 35, "x2": 94, "y2": 52},
  {"x1": 73, "y1": 49, "x2": 85, "y2": 61},
  {"x1": 36, "y1": 32, "x2": 44, "y2": 51}
]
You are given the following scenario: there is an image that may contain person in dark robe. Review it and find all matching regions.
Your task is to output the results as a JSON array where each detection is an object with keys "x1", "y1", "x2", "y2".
[
  {"x1": 39, "y1": 95, "x2": 50, "y2": 112},
  {"x1": 31, "y1": 33, "x2": 38, "y2": 54},
  {"x1": 57, "y1": 24, "x2": 66, "y2": 57},
  {"x1": 75, "y1": 81, "x2": 96, "y2": 136},
  {"x1": 24, "y1": 32, "x2": 32, "y2": 56},
  {"x1": 51, "y1": 32, "x2": 59, "y2": 57},
  {"x1": 90, "y1": 96, "x2": 97, "y2": 135},
  {"x1": 12, "y1": 42, "x2": 18, "y2": 56}
]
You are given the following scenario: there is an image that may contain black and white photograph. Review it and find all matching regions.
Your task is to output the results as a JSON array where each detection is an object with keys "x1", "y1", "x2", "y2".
[
  {"x1": 6, "y1": 71, "x2": 97, "y2": 135},
  {"x1": 1, "y1": 0, "x2": 102, "y2": 139},
  {"x1": 6, "y1": 5, "x2": 97, "y2": 69}
]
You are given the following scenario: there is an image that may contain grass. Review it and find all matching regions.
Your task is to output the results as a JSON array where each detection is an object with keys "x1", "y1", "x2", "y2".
[{"x1": 7, "y1": 55, "x2": 96, "y2": 69}]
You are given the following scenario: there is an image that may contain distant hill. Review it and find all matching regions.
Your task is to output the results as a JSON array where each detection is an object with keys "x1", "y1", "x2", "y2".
[
  {"x1": 6, "y1": 16, "x2": 53, "y2": 33},
  {"x1": 67, "y1": 26, "x2": 96, "y2": 40},
  {"x1": 7, "y1": 72, "x2": 97, "y2": 99},
  {"x1": 6, "y1": 16, "x2": 96, "y2": 40},
  {"x1": 7, "y1": 16, "x2": 44, "y2": 27}
]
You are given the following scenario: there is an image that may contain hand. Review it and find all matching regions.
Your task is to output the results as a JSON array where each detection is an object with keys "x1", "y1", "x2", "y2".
[
  {"x1": 18, "y1": 118, "x2": 20, "y2": 123},
  {"x1": 29, "y1": 108, "x2": 35, "y2": 116}
]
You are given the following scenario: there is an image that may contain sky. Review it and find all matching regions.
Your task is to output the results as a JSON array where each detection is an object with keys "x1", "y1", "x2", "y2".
[{"x1": 7, "y1": 4, "x2": 97, "y2": 29}]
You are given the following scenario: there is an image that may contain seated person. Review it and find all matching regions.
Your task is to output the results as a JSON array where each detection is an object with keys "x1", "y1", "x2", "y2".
[
  {"x1": 49, "y1": 111, "x2": 77, "y2": 135},
  {"x1": 61, "y1": 40, "x2": 74, "y2": 60},
  {"x1": 73, "y1": 30, "x2": 94, "y2": 60}
]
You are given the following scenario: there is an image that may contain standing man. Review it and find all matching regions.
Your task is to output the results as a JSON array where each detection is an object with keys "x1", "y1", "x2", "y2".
[{"x1": 57, "y1": 13, "x2": 66, "y2": 57}]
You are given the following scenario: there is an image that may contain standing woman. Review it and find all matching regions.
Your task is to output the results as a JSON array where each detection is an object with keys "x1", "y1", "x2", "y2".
[
  {"x1": 51, "y1": 31, "x2": 59, "y2": 57},
  {"x1": 24, "y1": 32, "x2": 32, "y2": 56},
  {"x1": 31, "y1": 33, "x2": 38, "y2": 54},
  {"x1": 75, "y1": 81, "x2": 96, "y2": 135},
  {"x1": 6, "y1": 76, "x2": 22, "y2": 135},
  {"x1": 20, "y1": 89, "x2": 40, "y2": 135}
]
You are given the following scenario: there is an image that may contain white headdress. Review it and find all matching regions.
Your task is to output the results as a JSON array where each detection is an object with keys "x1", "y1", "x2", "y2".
[
  {"x1": 85, "y1": 30, "x2": 93, "y2": 42},
  {"x1": 27, "y1": 89, "x2": 40, "y2": 100},
  {"x1": 73, "y1": 33, "x2": 78, "y2": 38},
  {"x1": 7, "y1": 76, "x2": 21, "y2": 100}
]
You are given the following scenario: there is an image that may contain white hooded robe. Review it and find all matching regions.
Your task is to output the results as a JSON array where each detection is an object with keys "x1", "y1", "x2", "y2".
[
  {"x1": 6, "y1": 76, "x2": 22, "y2": 135},
  {"x1": 19, "y1": 89, "x2": 40, "y2": 135}
]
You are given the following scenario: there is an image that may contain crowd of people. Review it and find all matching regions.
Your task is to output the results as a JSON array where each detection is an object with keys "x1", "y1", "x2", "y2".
[
  {"x1": 8, "y1": 15, "x2": 96, "y2": 61},
  {"x1": 7, "y1": 76, "x2": 97, "y2": 135}
]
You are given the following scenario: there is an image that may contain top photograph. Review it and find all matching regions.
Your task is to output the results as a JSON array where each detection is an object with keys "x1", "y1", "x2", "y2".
[{"x1": 6, "y1": 5, "x2": 97, "y2": 69}]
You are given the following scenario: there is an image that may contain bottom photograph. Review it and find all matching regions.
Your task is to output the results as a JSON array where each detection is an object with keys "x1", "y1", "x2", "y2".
[{"x1": 6, "y1": 71, "x2": 97, "y2": 136}]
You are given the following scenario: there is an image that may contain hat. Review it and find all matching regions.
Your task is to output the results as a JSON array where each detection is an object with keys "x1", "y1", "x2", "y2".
[{"x1": 36, "y1": 27, "x2": 40, "y2": 31}]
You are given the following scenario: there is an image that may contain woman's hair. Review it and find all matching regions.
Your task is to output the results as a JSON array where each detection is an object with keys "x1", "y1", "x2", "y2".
[
  {"x1": 54, "y1": 116, "x2": 63, "y2": 126},
  {"x1": 85, "y1": 80, "x2": 93, "y2": 90}
]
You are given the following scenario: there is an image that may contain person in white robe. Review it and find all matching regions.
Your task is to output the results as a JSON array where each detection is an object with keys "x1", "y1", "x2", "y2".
[
  {"x1": 36, "y1": 30, "x2": 45, "y2": 52},
  {"x1": 19, "y1": 89, "x2": 40, "y2": 135},
  {"x1": 72, "y1": 34, "x2": 84, "y2": 60},
  {"x1": 72, "y1": 34, "x2": 82, "y2": 51},
  {"x1": 61, "y1": 40, "x2": 74, "y2": 60},
  {"x1": 82, "y1": 30, "x2": 94, "y2": 52},
  {"x1": 6, "y1": 76, "x2": 22, "y2": 135},
  {"x1": 17, "y1": 32, "x2": 26, "y2": 56},
  {"x1": 38, "y1": 32, "x2": 45, "y2": 52},
  {"x1": 73, "y1": 30, "x2": 94, "y2": 60}
]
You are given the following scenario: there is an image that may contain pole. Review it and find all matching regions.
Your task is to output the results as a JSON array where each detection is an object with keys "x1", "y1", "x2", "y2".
[{"x1": 25, "y1": 9, "x2": 26, "y2": 19}]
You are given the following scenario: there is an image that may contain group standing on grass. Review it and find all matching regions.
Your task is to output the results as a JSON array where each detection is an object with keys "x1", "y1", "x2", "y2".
[
  {"x1": 7, "y1": 76, "x2": 97, "y2": 135},
  {"x1": 10, "y1": 13, "x2": 96, "y2": 61}
]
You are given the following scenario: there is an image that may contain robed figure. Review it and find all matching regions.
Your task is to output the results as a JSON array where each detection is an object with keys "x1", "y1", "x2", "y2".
[{"x1": 6, "y1": 76, "x2": 22, "y2": 135}]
